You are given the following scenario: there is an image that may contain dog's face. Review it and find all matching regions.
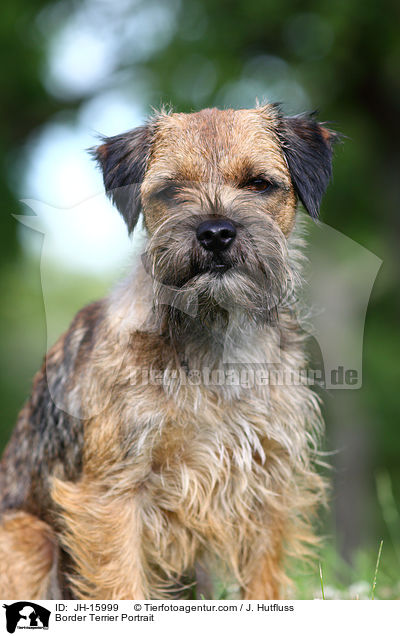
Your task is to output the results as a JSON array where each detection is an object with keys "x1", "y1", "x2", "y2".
[
  {"x1": 141, "y1": 107, "x2": 296, "y2": 236},
  {"x1": 94, "y1": 105, "x2": 337, "y2": 328}
]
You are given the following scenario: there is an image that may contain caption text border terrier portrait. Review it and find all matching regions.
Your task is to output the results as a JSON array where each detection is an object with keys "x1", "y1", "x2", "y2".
[{"x1": 0, "y1": 102, "x2": 338, "y2": 599}]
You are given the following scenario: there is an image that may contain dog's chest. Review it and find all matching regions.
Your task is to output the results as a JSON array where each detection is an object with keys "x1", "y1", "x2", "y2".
[{"x1": 136, "y1": 387, "x2": 279, "y2": 528}]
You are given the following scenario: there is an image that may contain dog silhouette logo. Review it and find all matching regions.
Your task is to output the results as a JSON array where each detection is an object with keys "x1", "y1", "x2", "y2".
[{"x1": 2, "y1": 602, "x2": 50, "y2": 633}]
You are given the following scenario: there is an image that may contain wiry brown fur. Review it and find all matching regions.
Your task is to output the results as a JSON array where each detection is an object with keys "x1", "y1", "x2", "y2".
[
  {"x1": 0, "y1": 511, "x2": 57, "y2": 599},
  {"x1": 0, "y1": 103, "x2": 337, "y2": 599}
]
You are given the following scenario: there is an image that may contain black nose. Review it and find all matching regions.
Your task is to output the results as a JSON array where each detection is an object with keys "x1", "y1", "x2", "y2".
[{"x1": 196, "y1": 219, "x2": 236, "y2": 252}]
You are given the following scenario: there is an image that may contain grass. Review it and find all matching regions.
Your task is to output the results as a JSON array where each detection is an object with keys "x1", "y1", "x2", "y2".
[
  {"x1": 371, "y1": 540, "x2": 383, "y2": 600},
  {"x1": 315, "y1": 540, "x2": 386, "y2": 600},
  {"x1": 319, "y1": 562, "x2": 325, "y2": 600},
  {"x1": 376, "y1": 470, "x2": 400, "y2": 564},
  {"x1": 290, "y1": 539, "x2": 399, "y2": 600},
  {"x1": 192, "y1": 540, "x2": 398, "y2": 600}
]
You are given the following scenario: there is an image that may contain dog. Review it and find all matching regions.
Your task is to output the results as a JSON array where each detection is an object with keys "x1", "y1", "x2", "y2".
[{"x1": 0, "y1": 103, "x2": 338, "y2": 599}]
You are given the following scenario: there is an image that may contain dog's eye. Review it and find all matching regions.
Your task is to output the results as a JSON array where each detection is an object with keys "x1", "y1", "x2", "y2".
[
  {"x1": 245, "y1": 178, "x2": 275, "y2": 193},
  {"x1": 157, "y1": 183, "x2": 180, "y2": 201}
]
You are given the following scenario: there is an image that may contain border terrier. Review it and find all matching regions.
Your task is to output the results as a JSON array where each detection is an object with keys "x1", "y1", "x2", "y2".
[{"x1": 0, "y1": 103, "x2": 338, "y2": 599}]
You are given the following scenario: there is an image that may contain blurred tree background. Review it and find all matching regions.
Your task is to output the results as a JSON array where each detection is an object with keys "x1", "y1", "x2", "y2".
[{"x1": 1, "y1": 0, "x2": 399, "y2": 597}]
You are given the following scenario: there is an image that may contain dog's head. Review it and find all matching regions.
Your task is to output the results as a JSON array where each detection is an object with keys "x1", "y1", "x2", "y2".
[{"x1": 93, "y1": 105, "x2": 338, "y2": 329}]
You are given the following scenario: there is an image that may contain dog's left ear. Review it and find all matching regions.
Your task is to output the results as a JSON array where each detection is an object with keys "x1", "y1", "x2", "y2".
[
  {"x1": 277, "y1": 114, "x2": 340, "y2": 218},
  {"x1": 91, "y1": 124, "x2": 154, "y2": 233}
]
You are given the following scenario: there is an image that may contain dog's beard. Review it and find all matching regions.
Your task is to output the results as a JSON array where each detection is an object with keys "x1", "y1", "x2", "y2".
[{"x1": 143, "y1": 205, "x2": 300, "y2": 339}]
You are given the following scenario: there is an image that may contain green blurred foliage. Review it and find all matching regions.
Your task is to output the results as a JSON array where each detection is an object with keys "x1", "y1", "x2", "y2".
[
  {"x1": 0, "y1": 0, "x2": 81, "y2": 264},
  {"x1": 0, "y1": 0, "x2": 399, "y2": 569}
]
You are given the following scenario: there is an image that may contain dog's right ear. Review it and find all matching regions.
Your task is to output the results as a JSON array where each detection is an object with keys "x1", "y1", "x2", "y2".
[{"x1": 91, "y1": 124, "x2": 154, "y2": 233}]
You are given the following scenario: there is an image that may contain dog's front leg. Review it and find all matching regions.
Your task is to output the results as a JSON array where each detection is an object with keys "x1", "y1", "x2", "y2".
[
  {"x1": 242, "y1": 551, "x2": 285, "y2": 600},
  {"x1": 242, "y1": 554, "x2": 284, "y2": 600},
  {"x1": 241, "y1": 527, "x2": 286, "y2": 600},
  {"x1": 51, "y1": 477, "x2": 147, "y2": 599},
  {"x1": 0, "y1": 510, "x2": 58, "y2": 599}
]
